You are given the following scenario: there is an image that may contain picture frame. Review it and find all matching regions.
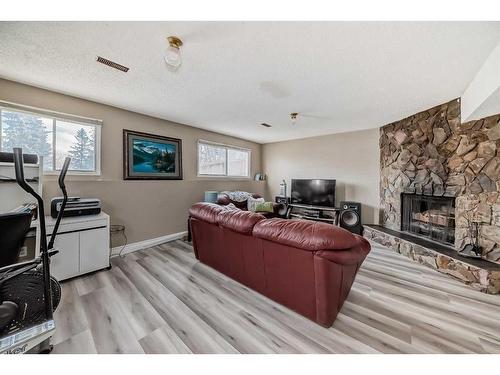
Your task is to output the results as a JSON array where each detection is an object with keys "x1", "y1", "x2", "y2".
[{"x1": 123, "y1": 129, "x2": 183, "y2": 180}]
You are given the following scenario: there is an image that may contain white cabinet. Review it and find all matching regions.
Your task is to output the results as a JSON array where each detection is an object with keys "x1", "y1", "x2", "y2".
[
  {"x1": 50, "y1": 232, "x2": 80, "y2": 281},
  {"x1": 46, "y1": 212, "x2": 110, "y2": 281},
  {"x1": 79, "y1": 227, "x2": 109, "y2": 274}
]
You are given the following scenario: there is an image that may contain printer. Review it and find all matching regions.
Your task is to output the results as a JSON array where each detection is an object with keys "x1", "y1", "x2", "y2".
[{"x1": 50, "y1": 197, "x2": 101, "y2": 218}]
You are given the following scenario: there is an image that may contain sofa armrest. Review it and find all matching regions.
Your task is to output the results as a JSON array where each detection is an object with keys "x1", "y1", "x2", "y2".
[
  {"x1": 313, "y1": 236, "x2": 370, "y2": 327},
  {"x1": 314, "y1": 235, "x2": 370, "y2": 265}
]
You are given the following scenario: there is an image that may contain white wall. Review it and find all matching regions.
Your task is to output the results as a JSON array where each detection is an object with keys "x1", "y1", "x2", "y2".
[
  {"x1": 462, "y1": 41, "x2": 500, "y2": 121},
  {"x1": 262, "y1": 128, "x2": 380, "y2": 224}
]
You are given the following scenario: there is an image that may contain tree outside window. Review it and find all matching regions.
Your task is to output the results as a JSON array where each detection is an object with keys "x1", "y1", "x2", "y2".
[{"x1": 0, "y1": 108, "x2": 100, "y2": 174}]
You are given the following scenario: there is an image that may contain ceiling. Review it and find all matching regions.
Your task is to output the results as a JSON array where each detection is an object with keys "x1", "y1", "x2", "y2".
[{"x1": 1, "y1": 21, "x2": 500, "y2": 144}]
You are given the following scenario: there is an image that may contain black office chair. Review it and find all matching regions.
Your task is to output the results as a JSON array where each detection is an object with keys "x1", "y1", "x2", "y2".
[{"x1": 0, "y1": 212, "x2": 33, "y2": 268}]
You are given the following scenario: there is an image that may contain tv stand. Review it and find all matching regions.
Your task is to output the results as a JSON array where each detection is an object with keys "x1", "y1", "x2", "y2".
[{"x1": 286, "y1": 204, "x2": 340, "y2": 225}]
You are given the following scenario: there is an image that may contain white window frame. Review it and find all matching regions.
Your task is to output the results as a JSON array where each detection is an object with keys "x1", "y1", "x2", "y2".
[
  {"x1": 197, "y1": 139, "x2": 251, "y2": 178},
  {"x1": 0, "y1": 101, "x2": 102, "y2": 176}
]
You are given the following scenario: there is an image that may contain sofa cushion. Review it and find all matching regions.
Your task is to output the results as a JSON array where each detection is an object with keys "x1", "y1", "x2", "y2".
[
  {"x1": 255, "y1": 201, "x2": 274, "y2": 213},
  {"x1": 217, "y1": 209, "x2": 266, "y2": 234},
  {"x1": 217, "y1": 192, "x2": 262, "y2": 210},
  {"x1": 247, "y1": 196, "x2": 265, "y2": 212},
  {"x1": 189, "y1": 202, "x2": 225, "y2": 224},
  {"x1": 253, "y1": 218, "x2": 357, "y2": 251}
]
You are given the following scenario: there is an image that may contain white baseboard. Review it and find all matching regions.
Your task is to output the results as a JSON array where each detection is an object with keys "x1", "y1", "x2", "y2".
[{"x1": 110, "y1": 231, "x2": 188, "y2": 257}]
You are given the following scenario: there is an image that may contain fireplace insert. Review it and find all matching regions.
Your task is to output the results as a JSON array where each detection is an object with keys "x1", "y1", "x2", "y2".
[{"x1": 401, "y1": 193, "x2": 455, "y2": 246}]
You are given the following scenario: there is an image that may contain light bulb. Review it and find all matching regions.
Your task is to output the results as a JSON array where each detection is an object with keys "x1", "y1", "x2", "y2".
[{"x1": 165, "y1": 45, "x2": 181, "y2": 70}]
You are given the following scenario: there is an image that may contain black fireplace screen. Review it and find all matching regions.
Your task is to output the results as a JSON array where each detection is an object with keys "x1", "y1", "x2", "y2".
[{"x1": 401, "y1": 193, "x2": 455, "y2": 246}]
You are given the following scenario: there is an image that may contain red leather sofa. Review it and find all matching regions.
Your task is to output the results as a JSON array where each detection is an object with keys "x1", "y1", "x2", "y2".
[{"x1": 188, "y1": 202, "x2": 371, "y2": 327}]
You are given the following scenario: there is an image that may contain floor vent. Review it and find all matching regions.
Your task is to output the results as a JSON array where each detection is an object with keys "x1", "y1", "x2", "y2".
[{"x1": 96, "y1": 56, "x2": 129, "y2": 73}]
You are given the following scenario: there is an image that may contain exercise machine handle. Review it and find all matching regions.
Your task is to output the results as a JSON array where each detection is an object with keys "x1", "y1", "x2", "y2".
[
  {"x1": 58, "y1": 157, "x2": 70, "y2": 191},
  {"x1": 13, "y1": 148, "x2": 41, "y2": 200},
  {"x1": 13, "y1": 148, "x2": 46, "y2": 240},
  {"x1": 13, "y1": 148, "x2": 53, "y2": 319},
  {"x1": 48, "y1": 157, "x2": 70, "y2": 250}
]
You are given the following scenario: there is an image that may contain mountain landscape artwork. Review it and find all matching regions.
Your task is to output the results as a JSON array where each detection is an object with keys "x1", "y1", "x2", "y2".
[
  {"x1": 123, "y1": 129, "x2": 182, "y2": 180},
  {"x1": 132, "y1": 140, "x2": 176, "y2": 173}
]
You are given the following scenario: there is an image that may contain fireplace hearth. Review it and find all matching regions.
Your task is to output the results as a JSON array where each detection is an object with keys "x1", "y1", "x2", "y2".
[{"x1": 401, "y1": 193, "x2": 455, "y2": 246}]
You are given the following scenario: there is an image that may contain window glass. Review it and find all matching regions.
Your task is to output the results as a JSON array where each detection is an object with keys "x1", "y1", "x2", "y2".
[
  {"x1": 198, "y1": 142, "x2": 226, "y2": 175},
  {"x1": 197, "y1": 141, "x2": 250, "y2": 177},
  {"x1": 56, "y1": 120, "x2": 96, "y2": 171},
  {"x1": 0, "y1": 110, "x2": 53, "y2": 170},
  {"x1": 0, "y1": 108, "x2": 100, "y2": 174},
  {"x1": 227, "y1": 148, "x2": 249, "y2": 177}
]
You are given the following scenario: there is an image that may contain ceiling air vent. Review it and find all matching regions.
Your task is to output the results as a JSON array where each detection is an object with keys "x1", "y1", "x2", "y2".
[
  {"x1": 96, "y1": 56, "x2": 129, "y2": 73},
  {"x1": 260, "y1": 123, "x2": 272, "y2": 128}
]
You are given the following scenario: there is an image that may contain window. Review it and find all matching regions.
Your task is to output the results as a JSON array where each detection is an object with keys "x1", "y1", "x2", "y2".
[
  {"x1": 198, "y1": 140, "x2": 250, "y2": 177},
  {"x1": 0, "y1": 103, "x2": 101, "y2": 175}
]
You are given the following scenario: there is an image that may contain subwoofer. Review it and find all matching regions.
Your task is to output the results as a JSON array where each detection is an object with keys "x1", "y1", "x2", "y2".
[{"x1": 339, "y1": 201, "x2": 362, "y2": 235}]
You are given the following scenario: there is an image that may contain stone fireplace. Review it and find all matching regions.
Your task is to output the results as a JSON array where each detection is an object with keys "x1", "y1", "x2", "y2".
[
  {"x1": 378, "y1": 98, "x2": 500, "y2": 265},
  {"x1": 364, "y1": 98, "x2": 500, "y2": 293},
  {"x1": 401, "y1": 193, "x2": 455, "y2": 246}
]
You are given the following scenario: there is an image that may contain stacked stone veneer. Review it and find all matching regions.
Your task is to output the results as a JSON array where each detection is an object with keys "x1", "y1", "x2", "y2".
[
  {"x1": 364, "y1": 226, "x2": 500, "y2": 294},
  {"x1": 379, "y1": 98, "x2": 500, "y2": 264}
]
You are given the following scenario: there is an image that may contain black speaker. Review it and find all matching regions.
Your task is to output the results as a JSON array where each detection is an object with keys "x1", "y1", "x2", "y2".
[
  {"x1": 274, "y1": 196, "x2": 290, "y2": 217},
  {"x1": 339, "y1": 201, "x2": 362, "y2": 235}
]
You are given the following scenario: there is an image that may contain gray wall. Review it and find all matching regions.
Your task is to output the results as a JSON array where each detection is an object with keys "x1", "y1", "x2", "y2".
[
  {"x1": 0, "y1": 78, "x2": 265, "y2": 244},
  {"x1": 262, "y1": 129, "x2": 380, "y2": 224}
]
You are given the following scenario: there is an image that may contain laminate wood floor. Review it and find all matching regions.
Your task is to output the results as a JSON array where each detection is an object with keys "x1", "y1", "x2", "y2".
[{"x1": 52, "y1": 240, "x2": 500, "y2": 354}]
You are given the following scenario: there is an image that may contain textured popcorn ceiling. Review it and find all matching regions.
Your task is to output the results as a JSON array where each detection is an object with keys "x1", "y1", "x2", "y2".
[{"x1": 0, "y1": 21, "x2": 500, "y2": 143}]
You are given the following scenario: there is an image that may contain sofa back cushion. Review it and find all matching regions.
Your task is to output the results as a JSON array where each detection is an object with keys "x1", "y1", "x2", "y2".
[
  {"x1": 217, "y1": 209, "x2": 265, "y2": 234},
  {"x1": 253, "y1": 218, "x2": 357, "y2": 251},
  {"x1": 189, "y1": 202, "x2": 225, "y2": 224}
]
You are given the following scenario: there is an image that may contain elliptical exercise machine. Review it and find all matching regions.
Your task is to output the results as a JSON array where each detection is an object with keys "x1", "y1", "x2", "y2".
[{"x1": 0, "y1": 148, "x2": 70, "y2": 354}]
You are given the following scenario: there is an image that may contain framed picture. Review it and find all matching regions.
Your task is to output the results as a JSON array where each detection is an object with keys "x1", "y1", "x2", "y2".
[{"x1": 123, "y1": 129, "x2": 183, "y2": 180}]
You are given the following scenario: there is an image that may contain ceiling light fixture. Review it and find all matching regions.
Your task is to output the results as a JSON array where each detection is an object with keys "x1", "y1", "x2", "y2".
[
  {"x1": 290, "y1": 112, "x2": 298, "y2": 126},
  {"x1": 165, "y1": 36, "x2": 183, "y2": 70}
]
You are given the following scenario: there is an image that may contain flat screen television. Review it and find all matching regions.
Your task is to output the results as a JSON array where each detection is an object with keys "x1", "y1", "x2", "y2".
[{"x1": 291, "y1": 179, "x2": 336, "y2": 207}]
